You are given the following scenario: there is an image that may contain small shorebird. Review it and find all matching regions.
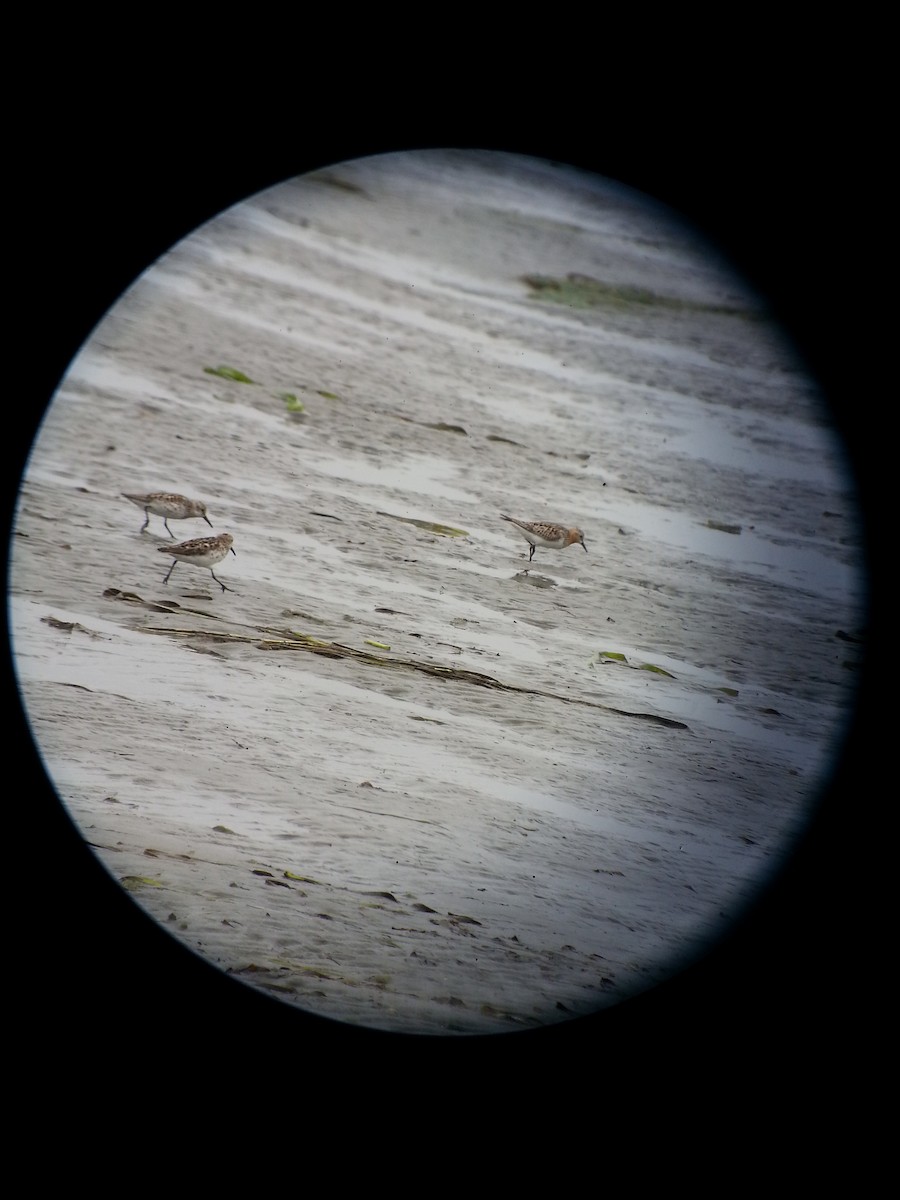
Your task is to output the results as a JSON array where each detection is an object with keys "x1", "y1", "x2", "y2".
[
  {"x1": 500, "y1": 513, "x2": 587, "y2": 563},
  {"x1": 123, "y1": 492, "x2": 213, "y2": 538},
  {"x1": 159, "y1": 533, "x2": 235, "y2": 592}
]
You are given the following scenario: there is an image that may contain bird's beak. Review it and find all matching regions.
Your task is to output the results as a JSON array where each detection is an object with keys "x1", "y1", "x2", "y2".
[
  {"x1": 582, "y1": 542, "x2": 588, "y2": 552},
  {"x1": 230, "y1": 547, "x2": 236, "y2": 556},
  {"x1": 204, "y1": 514, "x2": 214, "y2": 527}
]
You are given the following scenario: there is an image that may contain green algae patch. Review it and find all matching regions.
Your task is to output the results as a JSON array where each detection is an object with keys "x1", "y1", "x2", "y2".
[
  {"x1": 204, "y1": 365, "x2": 257, "y2": 383},
  {"x1": 523, "y1": 274, "x2": 662, "y2": 310},
  {"x1": 377, "y1": 510, "x2": 469, "y2": 537},
  {"x1": 280, "y1": 393, "x2": 305, "y2": 413},
  {"x1": 591, "y1": 650, "x2": 675, "y2": 678},
  {"x1": 121, "y1": 876, "x2": 163, "y2": 891},
  {"x1": 521, "y1": 273, "x2": 756, "y2": 318},
  {"x1": 638, "y1": 662, "x2": 676, "y2": 678}
]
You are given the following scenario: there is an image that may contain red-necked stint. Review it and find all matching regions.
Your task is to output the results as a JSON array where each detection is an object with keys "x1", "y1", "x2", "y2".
[
  {"x1": 159, "y1": 533, "x2": 235, "y2": 592},
  {"x1": 124, "y1": 491, "x2": 213, "y2": 538},
  {"x1": 501, "y1": 513, "x2": 587, "y2": 563}
]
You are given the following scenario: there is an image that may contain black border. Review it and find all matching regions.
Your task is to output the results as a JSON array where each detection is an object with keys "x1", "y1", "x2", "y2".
[{"x1": 9, "y1": 116, "x2": 882, "y2": 1095}]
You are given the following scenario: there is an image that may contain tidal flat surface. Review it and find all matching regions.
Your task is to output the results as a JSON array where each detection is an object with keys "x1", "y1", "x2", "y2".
[{"x1": 9, "y1": 150, "x2": 865, "y2": 1034}]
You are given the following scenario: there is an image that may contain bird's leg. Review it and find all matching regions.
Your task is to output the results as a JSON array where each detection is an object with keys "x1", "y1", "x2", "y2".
[
  {"x1": 162, "y1": 560, "x2": 178, "y2": 585},
  {"x1": 210, "y1": 570, "x2": 231, "y2": 593}
]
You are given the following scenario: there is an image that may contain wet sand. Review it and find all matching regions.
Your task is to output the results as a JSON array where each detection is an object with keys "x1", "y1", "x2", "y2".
[{"x1": 10, "y1": 152, "x2": 865, "y2": 1039}]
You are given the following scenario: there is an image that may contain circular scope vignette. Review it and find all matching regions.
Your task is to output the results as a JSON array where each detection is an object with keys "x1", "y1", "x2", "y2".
[{"x1": 9, "y1": 150, "x2": 867, "y2": 1039}]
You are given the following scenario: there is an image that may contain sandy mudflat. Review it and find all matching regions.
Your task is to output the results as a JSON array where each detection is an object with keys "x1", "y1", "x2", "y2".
[{"x1": 9, "y1": 151, "x2": 865, "y2": 1038}]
